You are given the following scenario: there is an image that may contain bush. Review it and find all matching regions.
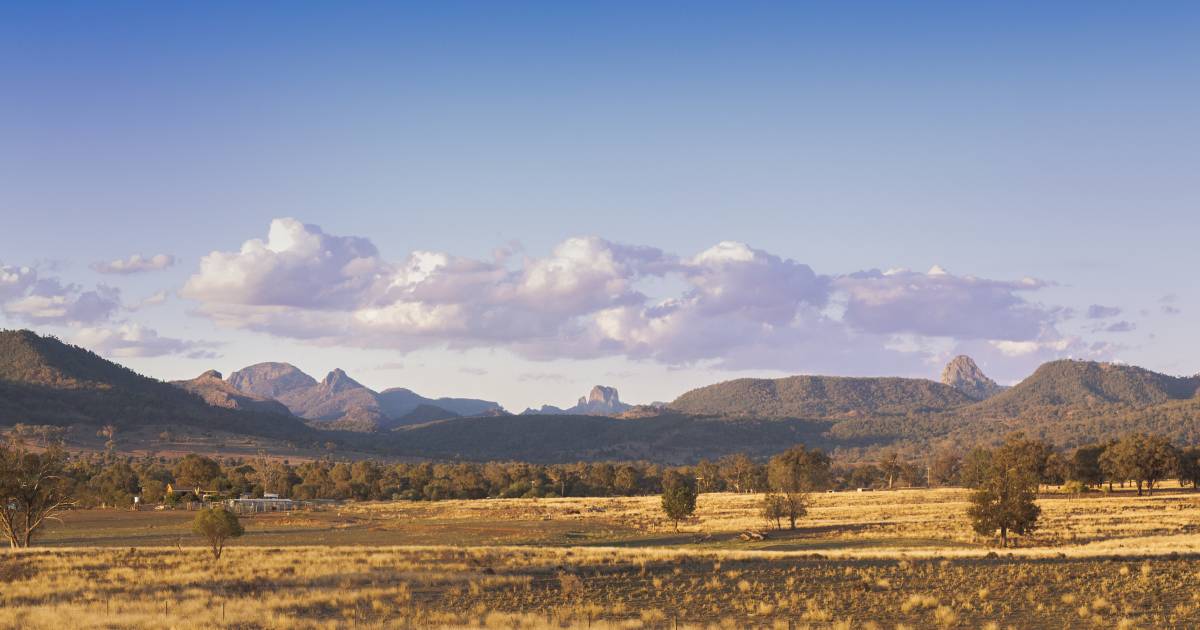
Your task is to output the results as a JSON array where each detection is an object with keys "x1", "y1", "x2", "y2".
[{"x1": 192, "y1": 507, "x2": 244, "y2": 561}]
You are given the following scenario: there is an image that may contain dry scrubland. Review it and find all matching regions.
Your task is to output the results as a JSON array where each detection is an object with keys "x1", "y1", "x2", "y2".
[{"x1": 9, "y1": 487, "x2": 1200, "y2": 628}]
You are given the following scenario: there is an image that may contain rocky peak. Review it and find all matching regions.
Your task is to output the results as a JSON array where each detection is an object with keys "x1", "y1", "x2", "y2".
[
  {"x1": 941, "y1": 355, "x2": 1004, "y2": 400},
  {"x1": 226, "y1": 362, "x2": 318, "y2": 399},
  {"x1": 199, "y1": 369, "x2": 223, "y2": 380},
  {"x1": 321, "y1": 368, "x2": 362, "y2": 392},
  {"x1": 580, "y1": 385, "x2": 621, "y2": 407}
]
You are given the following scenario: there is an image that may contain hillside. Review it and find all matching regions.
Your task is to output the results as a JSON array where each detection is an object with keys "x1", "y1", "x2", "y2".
[
  {"x1": 670, "y1": 375, "x2": 974, "y2": 419},
  {"x1": 276, "y1": 369, "x2": 382, "y2": 423},
  {"x1": 384, "y1": 412, "x2": 837, "y2": 463},
  {"x1": 171, "y1": 370, "x2": 293, "y2": 416},
  {"x1": 398, "y1": 404, "x2": 460, "y2": 424},
  {"x1": 968, "y1": 360, "x2": 1200, "y2": 418},
  {"x1": 376, "y1": 387, "x2": 501, "y2": 418},
  {"x1": 0, "y1": 330, "x2": 318, "y2": 440}
]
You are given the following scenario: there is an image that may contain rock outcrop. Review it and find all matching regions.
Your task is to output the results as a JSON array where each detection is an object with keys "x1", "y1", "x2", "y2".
[
  {"x1": 227, "y1": 362, "x2": 318, "y2": 399},
  {"x1": 522, "y1": 385, "x2": 632, "y2": 416},
  {"x1": 941, "y1": 355, "x2": 1005, "y2": 400}
]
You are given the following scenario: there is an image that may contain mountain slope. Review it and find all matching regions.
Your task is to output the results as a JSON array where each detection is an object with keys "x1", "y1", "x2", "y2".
[
  {"x1": 670, "y1": 375, "x2": 974, "y2": 419},
  {"x1": 385, "y1": 412, "x2": 836, "y2": 463},
  {"x1": 276, "y1": 369, "x2": 382, "y2": 422},
  {"x1": 0, "y1": 330, "x2": 316, "y2": 439},
  {"x1": 968, "y1": 359, "x2": 1200, "y2": 418},
  {"x1": 171, "y1": 370, "x2": 293, "y2": 416},
  {"x1": 376, "y1": 387, "x2": 500, "y2": 418},
  {"x1": 398, "y1": 404, "x2": 460, "y2": 424}
]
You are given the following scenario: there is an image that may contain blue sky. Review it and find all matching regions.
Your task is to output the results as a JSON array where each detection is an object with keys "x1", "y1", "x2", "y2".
[{"x1": 1, "y1": 3, "x2": 1197, "y2": 410}]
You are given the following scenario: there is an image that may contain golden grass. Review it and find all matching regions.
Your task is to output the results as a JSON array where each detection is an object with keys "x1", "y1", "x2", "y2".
[
  {"x1": 3, "y1": 544, "x2": 1200, "y2": 628},
  {"x1": 9, "y1": 485, "x2": 1200, "y2": 627},
  {"x1": 338, "y1": 484, "x2": 1200, "y2": 555}
]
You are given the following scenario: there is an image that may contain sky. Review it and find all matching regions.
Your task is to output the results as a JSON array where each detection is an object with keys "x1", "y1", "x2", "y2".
[{"x1": 1, "y1": 2, "x2": 1197, "y2": 411}]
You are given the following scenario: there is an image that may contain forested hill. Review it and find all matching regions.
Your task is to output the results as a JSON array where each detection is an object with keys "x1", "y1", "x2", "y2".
[
  {"x1": 966, "y1": 359, "x2": 1200, "y2": 418},
  {"x1": 0, "y1": 330, "x2": 317, "y2": 440},
  {"x1": 383, "y1": 412, "x2": 837, "y2": 463},
  {"x1": 669, "y1": 375, "x2": 974, "y2": 419}
]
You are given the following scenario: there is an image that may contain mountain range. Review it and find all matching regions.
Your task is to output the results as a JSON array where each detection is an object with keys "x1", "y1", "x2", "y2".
[
  {"x1": 224, "y1": 363, "x2": 503, "y2": 431},
  {"x1": 521, "y1": 385, "x2": 633, "y2": 416},
  {"x1": 2, "y1": 328, "x2": 1199, "y2": 463}
]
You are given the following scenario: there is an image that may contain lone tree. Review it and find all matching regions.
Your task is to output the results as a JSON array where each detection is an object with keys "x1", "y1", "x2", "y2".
[
  {"x1": 192, "y1": 506, "x2": 244, "y2": 560},
  {"x1": 967, "y1": 435, "x2": 1042, "y2": 547},
  {"x1": 660, "y1": 472, "x2": 697, "y2": 532},
  {"x1": 766, "y1": 444, "x2": 828, "y2": 529},
  {"x1": 0, "y1": 440, "x2": 74, "y2": 548}
]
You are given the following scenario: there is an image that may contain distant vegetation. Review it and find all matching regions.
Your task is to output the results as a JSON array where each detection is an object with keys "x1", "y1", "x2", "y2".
[
  {"x1": 969, "y1": 359, "x2": 1199, "y2": 416},
  {"x1": 670, "y1": 375, "x2": 974, "y2": 418}
]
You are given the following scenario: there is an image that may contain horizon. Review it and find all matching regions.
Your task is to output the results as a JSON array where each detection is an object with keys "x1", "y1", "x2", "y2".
[
  {"x1": 2, "y1": 326, "x2": 1185, "y2": 413},
  {"x1": 2, "y1": 3, "x2": 1198, "y2": 411}
]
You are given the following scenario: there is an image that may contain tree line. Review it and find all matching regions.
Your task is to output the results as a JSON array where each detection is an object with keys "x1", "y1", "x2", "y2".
[{"x1": 4, "y1": 427, "x2": 1200, "y2": 548}]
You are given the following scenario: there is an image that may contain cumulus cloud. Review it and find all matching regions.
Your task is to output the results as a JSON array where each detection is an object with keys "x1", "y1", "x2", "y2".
[
  {"x1": 3, "y1": 278, "x2": 121, "y2": 325},
  {"x1": 72, "y1": 324, "x2": 217, "y2": 358},
  {"x1": 834, "y1": 266, "x2": 1053, "y2": 341},
  {"x1": 182, "y1": 218, "x2": 385, "y2": 309},
  {"x1": 181, "y1": 219, "x2": 1102, "y2": 376},
  {"x1": 1086, "y1": 304, "x2": 1122, "y2": 319},
  {"x1": 0, "y1": 263, "x2": 131, "y2": 326},
  {"x1": 91, "y1": 253, "x2": 176, "y2": 275}
]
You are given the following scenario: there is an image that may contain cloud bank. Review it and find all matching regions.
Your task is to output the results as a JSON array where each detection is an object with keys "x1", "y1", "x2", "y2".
[{"x1": 181, "y1": 218, "x2": 1099, "y2": 379}]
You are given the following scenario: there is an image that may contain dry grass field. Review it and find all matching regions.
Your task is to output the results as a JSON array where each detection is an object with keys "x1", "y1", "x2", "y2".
[{"x1": 8, "y1": 486, "x2": 1200, "y2": 628}]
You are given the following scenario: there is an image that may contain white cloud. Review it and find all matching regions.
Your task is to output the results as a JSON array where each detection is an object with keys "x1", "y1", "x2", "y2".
[
  {"x1": 179, "y1": 218, "x2": 1108, "y2": 377},
  {"x1": 91, "y1": 253, "x2": 176, "y2": 275},
  {"x1": 834, "y1": 268, "x2": 1054, "y2": 341},
  {"x1": 3, "y1": 278, "x2": 121, "y2": 325},
  {"x1": 182, "y1": 218, "x2": 386, "y2": 309},
  {"x1": 72, "y1": 323, "x2": 217, "y2": 358}
]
